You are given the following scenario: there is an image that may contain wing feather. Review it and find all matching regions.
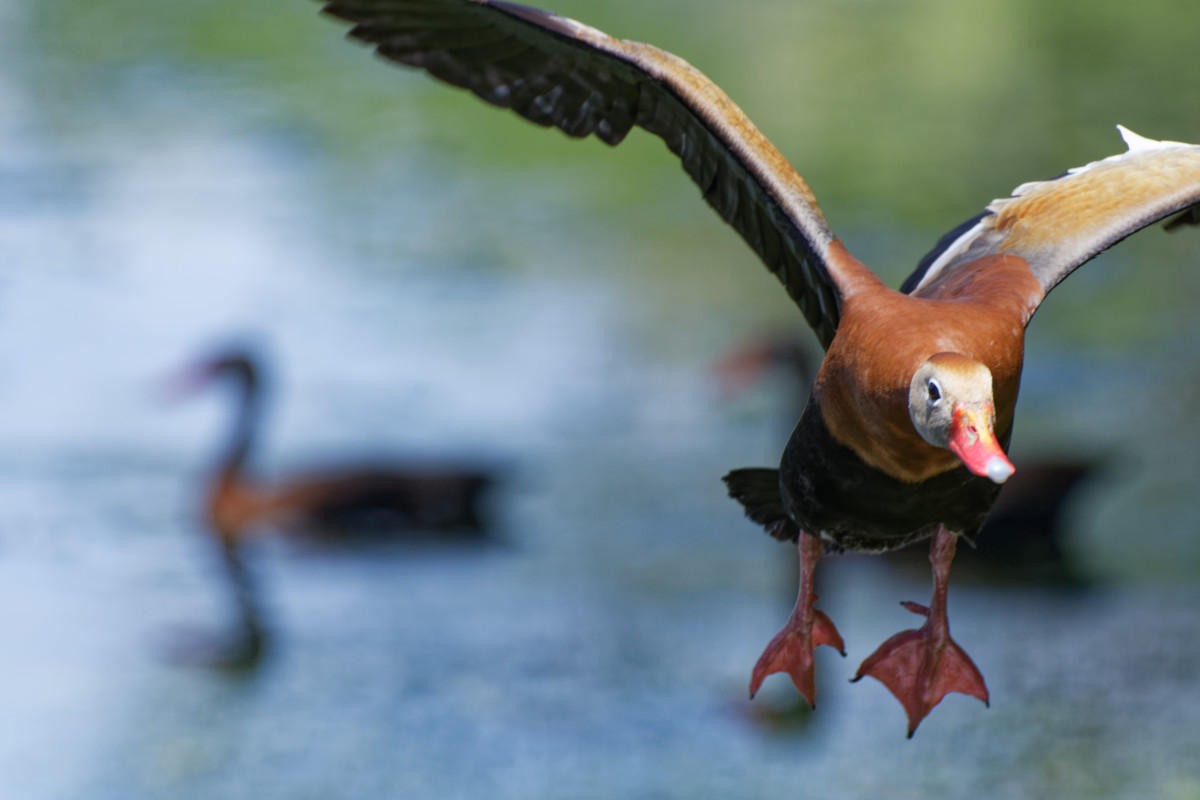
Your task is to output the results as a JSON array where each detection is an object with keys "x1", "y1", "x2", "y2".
[
  {"x1": 320, "y1": 0, "x2": 847, "y2": 345},
  {"x1": 906, "y1": 126, "x2": 1200, "y2": 304}
]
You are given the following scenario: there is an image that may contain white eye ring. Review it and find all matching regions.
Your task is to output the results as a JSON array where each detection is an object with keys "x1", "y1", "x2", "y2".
[{"x1": 927, "y1": 379, "x2": 942, "y2": 405}]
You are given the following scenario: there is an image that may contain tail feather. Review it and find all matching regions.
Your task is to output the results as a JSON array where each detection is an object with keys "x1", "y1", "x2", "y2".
[{"x1": 723, "y1": 467, "x2": 797, "y2": 541}]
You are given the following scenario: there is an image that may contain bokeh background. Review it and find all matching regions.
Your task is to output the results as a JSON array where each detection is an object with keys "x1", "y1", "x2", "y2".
[{"x1": 3, "y1": 0, "x2": 1200, "y2": 797}]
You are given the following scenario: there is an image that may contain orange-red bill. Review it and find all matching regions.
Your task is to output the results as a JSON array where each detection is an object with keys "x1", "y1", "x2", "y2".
[{"x1": 948, "y1": 405, "x2": 1014, "y2": 484}]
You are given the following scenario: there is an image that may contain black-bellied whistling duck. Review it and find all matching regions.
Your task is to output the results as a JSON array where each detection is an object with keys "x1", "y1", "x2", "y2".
[
  {"x1": 166, "y1": 347, "x2": 495, "y2": 668},
  {"x1": 717, "y1": 335, "x2": 1101, "y2": 585},
  {"x1": 313, "y1": 0, "x2": 1200, "y2": 733}
]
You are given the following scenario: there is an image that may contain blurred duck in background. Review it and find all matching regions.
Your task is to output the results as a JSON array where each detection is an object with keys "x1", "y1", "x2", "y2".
[
  {"x1": 163, "y1": 345, "x2": 499, "y2": 669},
  {"x1": 716, "y1": 335, "x2": 1101, "y2": 586}
]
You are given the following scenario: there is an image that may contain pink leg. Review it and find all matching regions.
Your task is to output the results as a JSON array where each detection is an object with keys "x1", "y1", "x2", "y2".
[
  {"x1": 852, "y1": 527, "x2": 989, "y2": 736},
  {"x1": 749, "y1": 532, "x2": 845, "y2": 707}
]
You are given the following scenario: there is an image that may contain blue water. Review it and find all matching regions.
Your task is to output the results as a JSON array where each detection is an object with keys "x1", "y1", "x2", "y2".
[{"x1": 2, "y1": 1, "x2": 1200, "y2": 797}]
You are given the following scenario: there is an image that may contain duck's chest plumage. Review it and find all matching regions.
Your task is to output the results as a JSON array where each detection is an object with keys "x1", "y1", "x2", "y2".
[
  {"x1": 780, "y1": 398, "x2": 1006, "y2": 552},
  {"x1": 776, "y1": 254, "x2": 1042, "y2": 551}
]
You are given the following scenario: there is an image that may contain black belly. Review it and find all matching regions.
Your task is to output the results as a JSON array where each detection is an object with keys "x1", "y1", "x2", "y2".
[{"x1": 779, "y1": 399, "x2": 1005, "y2": 553}]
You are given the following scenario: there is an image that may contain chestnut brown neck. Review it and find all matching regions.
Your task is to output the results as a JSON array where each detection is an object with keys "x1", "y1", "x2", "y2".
[{"x1": 815, "y1": 253, "x2": 1042, "y2": 483}]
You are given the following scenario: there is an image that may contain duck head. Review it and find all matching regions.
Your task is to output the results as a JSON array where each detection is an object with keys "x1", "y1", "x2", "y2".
[{"x1": 908, "y1": 353, "x2": 1015, "y2": 484}]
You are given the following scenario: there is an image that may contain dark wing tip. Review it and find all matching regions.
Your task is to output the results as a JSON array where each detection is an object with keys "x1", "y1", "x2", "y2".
[{"x1": 316, "y1": 0, "x2": 846, "y2": 347}]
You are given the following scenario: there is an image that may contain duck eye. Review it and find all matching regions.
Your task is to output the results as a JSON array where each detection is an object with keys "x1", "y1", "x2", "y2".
[{"x1": 927, "y1": 379, "x2": 942, "y2": 404}]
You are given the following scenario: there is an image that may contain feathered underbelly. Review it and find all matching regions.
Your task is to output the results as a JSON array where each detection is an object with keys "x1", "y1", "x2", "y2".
[{"x1": 780, "y1": 400, "x2": 1004, "y2": 552}]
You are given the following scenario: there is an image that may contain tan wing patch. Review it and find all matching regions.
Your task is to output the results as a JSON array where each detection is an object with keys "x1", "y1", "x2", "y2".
[
  {"x1": 912, "y1": 127, "x2": 1200, "y2": 295},
  {"x1": 995, "y1": 144, "x2": 1200, "y2": 262}
]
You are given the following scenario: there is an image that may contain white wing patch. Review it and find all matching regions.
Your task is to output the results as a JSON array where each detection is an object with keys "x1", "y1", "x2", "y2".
[{"x1": 1117, "y1": 125, "x2": 1192, "y2": 153}]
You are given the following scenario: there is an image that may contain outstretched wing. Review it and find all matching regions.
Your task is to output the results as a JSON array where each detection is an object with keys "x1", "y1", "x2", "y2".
[
  {"x1": 319, "y1": 0, "x2": 848, "y2": 346},
  {"x1": 904, "y1": 126, "x2": 1200, "y2": 303}
]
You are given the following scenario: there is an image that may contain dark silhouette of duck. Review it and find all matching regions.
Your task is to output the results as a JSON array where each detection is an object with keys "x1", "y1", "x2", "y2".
[
  {"x1": 164, "y1": 346, "x2": 496, "y2": 669},
  {"x1": 311, "y1": 0, "x2": 1200, "y2": 734}
]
